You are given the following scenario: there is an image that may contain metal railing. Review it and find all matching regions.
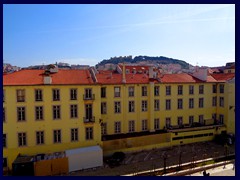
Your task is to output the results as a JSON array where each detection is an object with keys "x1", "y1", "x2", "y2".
[
  {"x1": 83, "y1": 94, "x2": 95, "y2": 100},
  {"x1": 83, "y1": 116, "x2": 95, "y2": 123}
]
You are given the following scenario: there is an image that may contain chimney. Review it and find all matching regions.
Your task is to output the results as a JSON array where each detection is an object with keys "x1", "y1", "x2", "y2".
[
  {"x1": 44, "y1": 76, "x2": 52, "y2": 84},
  {"x1": 192, "y1": 67, "x2": 208, "y2": 81},
  {"x1": 149, "y1": 66, "x2": 154, "y2": 78},
  {"x1": 122, "y1": 63, "x2": 126, "y2": 83}
]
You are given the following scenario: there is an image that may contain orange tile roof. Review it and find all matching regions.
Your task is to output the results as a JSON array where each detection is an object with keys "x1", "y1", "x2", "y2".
[
  {"x1": 3, "y1": 69, "x2": 94, "y2": 86},
  {"x1": 206, "y1": 75, "x2": 218, "y2": 82},
  {"x1": 160, "y1": 73, "x2": 203, "y2": 83},
  {"x1": 211, "y1": 73, "x2": 235, "y2": 82},
  {"x1": 96, "y1": 72, "x2": 150, "y2": 84},
  {"x1": 225, "y1": 64, "x2": 235, "y2": 69},
  {"x1": 118, "y1": 64, "x2": 153, "y2": 73}
]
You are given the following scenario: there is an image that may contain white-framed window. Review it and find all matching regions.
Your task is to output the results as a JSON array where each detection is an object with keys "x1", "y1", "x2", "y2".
[
  {"x1": 177, "y1": 99, "x2": 183, "y2": 109},
  {"x1": 53, "y1": 130, "x2": 61, "y2": 143},
  {"x1": 3, "y1": 89, "x2": 5, "y2": 103},
  {"x1": 154, "y1": 100, "x2": 160, "y2": 111},
  {"x1": 17, "y1": 107, "x2": 26, "y2": 122},
  {"x1": 52, "y1": 89, "x2": 60, "y2": 101},
  {"x1": 212, "y1": 113, "x2": 217, "y2": 120},
  {"x1": 212, "y1": 84, "x2": 217, "y2": 93},
  {"x1": 199, "y1": 85, "x2": 204, "y2": 94},
  {"x1": 142, "y1": 86, "x2": 147, "y2": 96},
  {"x1": 71, "y1": 128, "x2": 78, "y2": 142},
  {"x1": 220, "y1": 84, "x2": 224, "y2": 93},
  {"x1": 178, "y1": 85, "x2": 183, "y2": 95},
  {"x1": 53, "y1": 105, "x2": 61, "y2": 119},
  {"x1": 84, "y1": 88, "x2": 93, "y2": 99},
  {"x1": 70, "y1": 104, "x2": 78, "y2": 118},
  {"x1": 114, "y1": 87, "x2": 121, "y2": 97},
  {"x1": 85, "y1": 127, "x2": 93, "y2": 140},
  {"x1": 16, "y1": 89, "x2": 25, "y2": 102},
  {"x1": 141, "y1": 100, "x2": 148, "y2": 112},
  {"x1": 177, "y1": 117, "x2": 183, "y2": 126},
  {"x1": 18, "y1": 132, "x2": 27, "y2": 147},
  {"x1": 101, "y1": 123, "x2": 107, "y2": 135},
  {"x1": 199, "y1": 115, "x2": 204, "y2": 124},
  {"x1": 3, "y1": 107, "x2": 6, "y2": 122},
  {"x1": 189, "y1": 116, "x2": 194, "y2": 125},
  {"x1": 129, "y1": 101, "x2": 135, "y2": 112},
  {"x1": 70, "y1": 89, "x2": 77, "y2": 100},
  {"x1": 166, "y1": 86, "x2": 171, "y2": 96},
  {"x1": 199, "y1": 98, "x2": 204, "y2": 108},
  {"x1": 101, "y1": 87, "x2": 106, "y2": 98},
  {"x1": 35, "y1": 89, "x2": 43, "y2": 101},
  {"x1": 142, "y1": 119, "x2": 148, "y2": 131},
  {"x1": 166, "y1": 117, "x2": 171, "y2": 128},
  {"x1": 212, "y1": 96, "x2": 217, "y2": 106},
  {"x1": 114, "y1": 101, "x2": 121, "y2": 113},
  {"x1": 219, "y1": 114, "x2": 224, "y2": 124},
  {"x1": 3, "y1": 134, "x2": 6, "y2": 148},
  {"x1": 3, "y1": 158, "x2": 7, "y2": 168},
  {"x1": 219, "y1": 97, "x2": 224, "y2": 107},
  {"x1": 35, "y1": 106, "x2": 44, "y2": 120},
  {"x1": 189, "y1": 98, "x2": 194, "y2": 109},
  {"x1": 36, "y1": 131, "x2": 44, "y2": 145},
  {"x1": 154, "y1": 118, "x2": 160, "y2": 130},
  {"x1": 166, "y1": 99, "x2": 171, "y2": 110},
  {"x1": 154, "y1": 86, "x2": 160, "y2": 96},
  {"x1": 189, "y1": 85, "x2": 194, "y2": 95},
  {"x1": 101, "y1": 102, "x2": 107, "y2": 114},
  {"x1": 114, "y1": 121, "x2": 121, "y2": 134},
  {"x1": 128, "y1": 120, "x2": 135, "y2": 133},
  {"x1": 128, "y1": 86, "x2": 135, "y2": 97}
]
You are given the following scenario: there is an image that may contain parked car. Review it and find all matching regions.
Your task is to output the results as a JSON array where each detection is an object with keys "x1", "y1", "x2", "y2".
[
  {"x1": 105, "y1": 152, "x2": 125, "y2": 168},
  {"x1": 215, "y1": 133, "x2": 235, "y2": 146}
]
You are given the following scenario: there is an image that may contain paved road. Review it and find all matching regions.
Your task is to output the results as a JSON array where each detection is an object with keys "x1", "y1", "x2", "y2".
[{"x1": 67, "y1": 141, "x2": 235, "y2": 176}]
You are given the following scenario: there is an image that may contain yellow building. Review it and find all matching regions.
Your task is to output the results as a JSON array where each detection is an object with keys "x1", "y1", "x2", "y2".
[
  {"x1": 3, "y1": 67, "x2": 102, "y2": 171},
  {"x1": 3, "y1": 64, "x2": 235, "y2": 171}
]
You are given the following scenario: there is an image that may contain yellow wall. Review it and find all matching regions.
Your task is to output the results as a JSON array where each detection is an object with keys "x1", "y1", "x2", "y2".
[
  {"x1": 101, "y1": 83, "x2": 220, "y2": 133},
  {"x1": 3, "y1": 85, "x2": 102, "y2": 170},
  {"x1": 225, "y1": 79, "x2": 235, "y2": 134},
  {"x1": 103, "y1": 133, "x2": 172, "y2": 156},
  {"x1": 3, "y1": 79, "x2": 235, "y2": 170}
]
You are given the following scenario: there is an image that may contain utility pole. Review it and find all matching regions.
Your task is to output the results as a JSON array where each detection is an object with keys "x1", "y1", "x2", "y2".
[
  {"x1": 224, "y1": 144, "x2": 229, "y2": 169},
  {"x1": 163, "y1": 152, "x2": 167, "y2": 174}
]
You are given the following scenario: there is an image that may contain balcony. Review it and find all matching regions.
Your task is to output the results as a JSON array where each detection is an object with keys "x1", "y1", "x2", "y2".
[
  {"x1": 83, "y1": 116, "x2": 95, "y2": 123},
  {"x1": 83, "y1": 94, "x2": 95, "y2": 100},
  {"x1": 165, "y1": 119, "x2": 225, "y2": 133}
]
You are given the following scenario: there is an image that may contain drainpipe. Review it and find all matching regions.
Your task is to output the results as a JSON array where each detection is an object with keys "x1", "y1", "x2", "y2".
[{"x1": 122, "y1": 63, "x2": 126, "y2": 83}]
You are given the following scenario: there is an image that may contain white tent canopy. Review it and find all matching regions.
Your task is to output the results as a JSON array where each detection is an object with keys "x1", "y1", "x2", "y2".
[{"x1": 65, "y1": 145, "x2": 103, "y2": 172}]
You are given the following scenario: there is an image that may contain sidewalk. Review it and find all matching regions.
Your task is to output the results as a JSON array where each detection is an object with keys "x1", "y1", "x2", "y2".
[{"x1": 188, "y1": 163, "x2": 235, "y2": 176}]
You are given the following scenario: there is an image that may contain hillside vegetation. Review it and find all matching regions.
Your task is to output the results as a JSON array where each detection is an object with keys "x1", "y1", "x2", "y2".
[{"x1": 96, "y1": 55, "x2": 190, "y2": 69}]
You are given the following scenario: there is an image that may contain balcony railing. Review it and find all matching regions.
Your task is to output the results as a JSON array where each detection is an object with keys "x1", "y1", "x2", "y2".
[
  {"x1": 83, "y1": 116, "x2": 95, "y2": 123},
  {"x1": 165, "y1": 119, "x2": 224, "y2": 133},
  {"x1": 83, "y1": 94, "x2": 95, "y2": 100}
]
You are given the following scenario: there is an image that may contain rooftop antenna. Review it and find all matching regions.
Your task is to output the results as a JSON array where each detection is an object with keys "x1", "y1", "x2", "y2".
[{"x1": 196, "y1": 62, "x2": 199, "y2": 72}]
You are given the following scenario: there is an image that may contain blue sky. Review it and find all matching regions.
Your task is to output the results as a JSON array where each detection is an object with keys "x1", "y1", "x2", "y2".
[{"x1": 3, "y1": 4, "x2": 235, "y2": 67}]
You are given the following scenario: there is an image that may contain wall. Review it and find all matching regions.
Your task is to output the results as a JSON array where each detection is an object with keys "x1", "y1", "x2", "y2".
[{"x1": 3, "y1": 85, "x2": 102, "y2": 170}]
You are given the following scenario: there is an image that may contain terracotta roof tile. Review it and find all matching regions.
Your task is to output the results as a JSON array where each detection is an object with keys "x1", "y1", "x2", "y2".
[
  {"x1": 161, "y1": 73, "x2": 203, "y2": 83},
  {"x1": 211, "y1": 73, "x2": 235, "y2": 82},
  {"x1": 119, "y1": 64, "x2": 153, "y2": 73},
  {"x1": 96, "y1": 72, "x2": 150, "y2": 84},
  {"x1": 3, "y1": 69, "x2": 94, "y2": 85}
]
